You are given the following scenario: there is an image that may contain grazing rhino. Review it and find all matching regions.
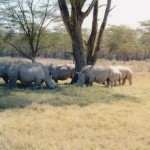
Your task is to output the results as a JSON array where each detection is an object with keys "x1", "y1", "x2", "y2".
[
  {"x1": 75, "y1": 65, "x2": 109, "y2": 87},
  {"x1": 108, "y1": 66, "x2": 122, "y2": 87},
  {"x1": 110, "y1": 65, "x2": 132, "y2": 85},
  {"x1": 46, "y1": 64, "x2": 75, "y2": 83},
  {"x1": 7, "y1": 61, "x2": 26, "y2": 88},
  {"x1": 0, "y1": 61, "x2": 11, "y2": 84},
  {"x1": 8, "y1": 61, "x2": 58, "y2": 89},
  {"x1": 75, "y1": 65, "x2": 122, "y2": 87}
]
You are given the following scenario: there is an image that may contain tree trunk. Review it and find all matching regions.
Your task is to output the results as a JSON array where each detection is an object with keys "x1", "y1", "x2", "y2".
[
  {"x1": 86, "y1": 0, "x2": 112, "y2": 65},
  {"x1": 71, "y1": 26, "x2": 87, "y2": 83},
  {"x1": 86, "y1": 1, "x2": 98, "y2": 65},
  {"x1": 58, "y1": 0, "x2": 111, "y2": 83}
]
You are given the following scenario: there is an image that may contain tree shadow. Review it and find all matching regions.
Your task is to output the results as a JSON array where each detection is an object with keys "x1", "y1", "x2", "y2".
[{"x1": 0, "y1": 83, "x2": 138, "y2": 111}]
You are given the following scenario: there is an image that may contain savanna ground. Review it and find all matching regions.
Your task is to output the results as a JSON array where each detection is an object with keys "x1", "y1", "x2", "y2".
[{"x1": 0, "y1": 57, "x2": 150, "y2": 150}]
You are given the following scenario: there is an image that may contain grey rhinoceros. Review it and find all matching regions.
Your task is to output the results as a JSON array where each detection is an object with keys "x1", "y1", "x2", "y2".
[
  {"x1": 46, "y1": 64, "x2": 75, "y2": 83},
  {"x1": 110, "y1": 65, "x2": 133, "y2": 85},
  {"x1": 0, "y1": 61, "x2": 11, "y2": 84},
  {"x1": 7, "y1": 61, "x2": 26, "y2": 88},
  {"x1": 8, "y1": 61, "x2": 58, "y2": 89},
  {"x1": 75, "y1": 65, "x2": 122, "y2": 87}
]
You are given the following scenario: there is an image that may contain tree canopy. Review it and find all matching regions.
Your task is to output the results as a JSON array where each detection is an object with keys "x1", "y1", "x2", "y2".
[{"x1": 0, "y1": 0, "x2": 59, "y2": 60}]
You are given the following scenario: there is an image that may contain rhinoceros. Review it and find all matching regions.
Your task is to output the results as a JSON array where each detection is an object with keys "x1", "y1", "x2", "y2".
[
  {"x1": 75, "y1": 65, "x2": 122, "y2": 87},
  {"x1": 46, "y1": 64, "x2": 75, "y2": 83},
  {"x1": 0, "y1": 61, "x2": 11, "y2": 84},
  {"x1": 8, "y1": 61, "x2": 58, "y2": 89},
  {"x1": 108, "y1": 66, "x2": 122, "y2": 87},
  {"x1": 109, "y1": 65, "x2": 132, "y2": 85}
]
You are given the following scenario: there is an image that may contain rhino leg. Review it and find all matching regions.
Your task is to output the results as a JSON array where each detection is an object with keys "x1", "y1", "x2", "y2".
[
  {"x1": 129, "y1": 79, "x2": 132, "y2": 85},
  {"x1": 103, "y1": 80, "x2": 109, "y2": 87},
  {"x1": 33, "y1": 79, "x2": 41, "y2": 90},
  {"x1": 25, "y1": 82, "x2": 32, "y2": 87},
  {"x1": 39, "y1": 81, "x2": 44, "y2": 89},
  {"x1": 2, "y1": 76, "x2": 9, "y2": 84},
  {"x1": 122, "y1": 78, "x2": 126, "y2": 85},
  {"x1": 88, "y1": 77, "x2": 94, "y2": 87},
  {"x1": 85, "y1": 77, "x2": 90, "y2": 87},
  {"x1": 118, "y1": 80, "x2": 121, "y2": 86},
  {"x1": 106, "y1": 81, "x2": 110, "y2": 87},
  {"x1": 108, "y1": 80, "x2": 114, "y2": 87},
  {"x1": 114, "y1": 81, "x2": 118, "y2": 86},
  {"x1": 9, "y1": 79, "x2": 17, "y2": 89},
  {"x1": 21, "y1": 82, "x2": 32, "y2": 87}
]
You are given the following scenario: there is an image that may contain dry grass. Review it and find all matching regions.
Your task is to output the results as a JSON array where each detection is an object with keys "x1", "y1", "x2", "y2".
[{"x1": 0, "y1": 57, "x2": 150, "y2": 150}]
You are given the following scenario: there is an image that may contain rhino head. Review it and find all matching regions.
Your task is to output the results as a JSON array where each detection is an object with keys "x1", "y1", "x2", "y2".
[
  {"x1": 45, "y1": 73, "x2": 58, "y2": 89},
  {"x1": 74, "y1": 71, "x2": 86, "y2": 87}
]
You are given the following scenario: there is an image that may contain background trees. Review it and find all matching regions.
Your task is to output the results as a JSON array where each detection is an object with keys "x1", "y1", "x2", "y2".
[
  {"x1": 0, "y1": 0, "x2": 59, "y2": 61},
  {"x1": 102, "y1": 25, "x2": 140, "y2": 61},
  {"x1": 0, "y1": 0, "x2": 149, "y2": 62},
  {"x1": 138, "y1": 20, "x2": 150, "y2": 59}
]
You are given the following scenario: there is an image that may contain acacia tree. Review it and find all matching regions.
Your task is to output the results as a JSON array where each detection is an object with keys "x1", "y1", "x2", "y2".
[
  {"x1": 0, "y1": 0, "x2": 58, "y2": 61},
  {"x1": 139, "y1": 20, "x2": 150, "y2": 59},
  {"x1": 103, "y1": 25, "x2": 140, "y2": 61},
  {"x1": 58, "y1": 0, "x2": 112, "y2": 74}
]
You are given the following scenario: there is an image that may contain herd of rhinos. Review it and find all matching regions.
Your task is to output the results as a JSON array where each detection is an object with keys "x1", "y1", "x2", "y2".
[{"x1": 0, "y1": 60, "x2": 133, "y2": 90}]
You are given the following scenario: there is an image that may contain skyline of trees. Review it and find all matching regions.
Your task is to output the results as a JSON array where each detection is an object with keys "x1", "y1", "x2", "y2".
[
  {"x1": 0, "y1": 24, "x2": 150, "y2": 61},
  {"x1": 0, "y1": 0, "x2": 149, "y2": 62}
]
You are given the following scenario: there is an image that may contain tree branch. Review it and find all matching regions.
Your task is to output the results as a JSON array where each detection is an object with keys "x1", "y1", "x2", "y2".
[
  {"x1": 58, "y1": 0, "x2": 73, "y2": 37},
  {"x1": 82, "y1": 0, "x2": 98, "y2": 19},
  {"x1": 109, "y1": 5, "x2": 116, "y2": 12},
  {"x1": 38, "y1": 44, "x2": 54, "y2": 50},
  {"x1": 2, "y1": 38, "x2": 32, "y2": 60},
  {"x1": 96, "y1": 0, "x2": 112, "y2": 51},
  {"x1": 86, "y1": 0, "x2": 98, "y2": 64},
  {"x1": 90, "y1": 0, "x2": 111, "y2": 65}
]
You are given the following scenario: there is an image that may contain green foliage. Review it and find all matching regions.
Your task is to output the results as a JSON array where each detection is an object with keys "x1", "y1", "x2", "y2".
[
  {"x1": 0, "y1": 0, "x2": 59, "y2": 59},
  {"x1": 103, "y1": 25, "x2": 140, "y2": 54},
  {"x1": 140, "y1": 20, "x2": 150, "y2": 32},
  {"x1": 138, "y1": 20, "x2": 150, "y2": 54}
]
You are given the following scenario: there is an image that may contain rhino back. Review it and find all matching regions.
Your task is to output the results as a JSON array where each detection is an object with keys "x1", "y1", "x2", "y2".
[
  {"x1": 19, "y1": 63, "x2": 45, "y2": 82},
  {"x1": 0, "y1": 61, "x2": 11, "y2": 77},
  {"x1": 114, "y1": 66, "x2": 128, "y2": 79},
  {"x1": 56, "y1": 66, "x2": 72, "y2": 80},
  {"x1": 7, "y1": 62, "x2": 21, "y2": 79},
  {"x1": 94, "y1": 66, "x2": 109, "y2": 82}
]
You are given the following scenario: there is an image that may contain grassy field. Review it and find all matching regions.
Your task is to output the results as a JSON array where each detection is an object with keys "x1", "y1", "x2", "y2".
[{"x1": 0, "y1": 57, "x2": 150, "y2": 150}]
